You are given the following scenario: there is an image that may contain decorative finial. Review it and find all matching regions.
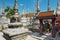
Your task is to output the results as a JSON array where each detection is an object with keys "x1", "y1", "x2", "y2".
[
  {"x1": 22, "y1": 5, "x2": 24, "y2": 15},
  {"x1": 35, "y1": 0, "x2": 40, "y2": 16},
  {"x1": 2, "y1": 0, "x2": 5, "y2": 15},
  {"x1": 56, "y1": 0, "x2": 60, "y2": 11},
  {"x1": 14, "y1": 0, "x2": 18, "y2": 14},
  {"x1": 37, "y1": 0, "x2": 40, "y2": 13},
  {"x1": 26, "y1": 6, "x2": 29, "y2": 14},
  {"x1": 57, "y1": 0, "x2": 60, "y2": 7},
  {"x1": 53, "y1": 0, "x2": 60, "y2": 16},
  {"x1": 48, "y1": 0, "x2": 50, "y2": 11},
  {"x1": 55, "y1": 0, "x2": 60, "y2": 15}
]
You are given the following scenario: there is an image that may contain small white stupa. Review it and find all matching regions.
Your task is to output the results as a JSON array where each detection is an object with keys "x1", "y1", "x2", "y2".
[
  {"x1": 20, "y1": 6, "x2": 30, "y2": 26},
  {"x1": 0, "y1": 0, "x2": 10, "y2": 29}
]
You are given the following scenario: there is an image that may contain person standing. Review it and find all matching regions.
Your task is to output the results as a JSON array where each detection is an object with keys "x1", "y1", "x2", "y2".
[{"x1": 57, "y1": 24, "x2": 60, "y2": 36}]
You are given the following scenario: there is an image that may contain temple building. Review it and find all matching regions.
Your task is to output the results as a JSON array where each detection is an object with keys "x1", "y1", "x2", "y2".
[{"x1": 21, "y1": 0, "x2": 60, "y2": 38}]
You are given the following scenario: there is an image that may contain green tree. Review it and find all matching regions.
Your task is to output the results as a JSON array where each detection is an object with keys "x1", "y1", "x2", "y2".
[{"x1": 5, "y1": 6, "x2": 14, "y2": 18}]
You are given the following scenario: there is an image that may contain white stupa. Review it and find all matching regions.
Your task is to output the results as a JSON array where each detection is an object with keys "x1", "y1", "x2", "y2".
[
  {"x1": 0, "y1": 0, "x2": 10, "y2": 29},
  {"x1": 20, "y1": 7, "x2": 31, "y2": 26},
  {"x1": 3, "y1": 0, "x2": 29, "y2": 40},
  {"x1": 55, "y1": 0, "x2": 60, "y2": 15}
]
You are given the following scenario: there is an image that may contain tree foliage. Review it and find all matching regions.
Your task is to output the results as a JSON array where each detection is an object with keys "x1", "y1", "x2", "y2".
[{"x1": 5, "y1": 6, "x2": 14, "y2": 18}]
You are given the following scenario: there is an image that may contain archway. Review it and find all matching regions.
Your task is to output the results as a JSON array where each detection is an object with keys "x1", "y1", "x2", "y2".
[{"x1": 37, "y1": 16, "x2": 57, "y2": 38}]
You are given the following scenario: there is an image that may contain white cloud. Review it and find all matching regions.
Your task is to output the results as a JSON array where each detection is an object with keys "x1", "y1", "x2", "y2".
[{"x1": 20, "y1": 4, "x2": 24, "y2": 6}]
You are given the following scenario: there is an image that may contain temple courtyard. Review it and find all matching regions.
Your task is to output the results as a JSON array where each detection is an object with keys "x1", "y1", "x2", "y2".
[{"x1": 0, "y1": 0, "x2": 60, "y2": 40}]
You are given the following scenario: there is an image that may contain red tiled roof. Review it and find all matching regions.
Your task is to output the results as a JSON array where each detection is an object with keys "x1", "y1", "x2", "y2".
[
  {"x1": 25, "y1": 13, "x2": 34, "y2": 17},
  {"x1": 38, "y1": 11, "x2": 53, "y2": 17},
  {"x1": 24, "y1": 11, "x2": 54, "y2": 17},
  {"x1": 21, "y1": 11, "x2": 60, "y2": 22}
]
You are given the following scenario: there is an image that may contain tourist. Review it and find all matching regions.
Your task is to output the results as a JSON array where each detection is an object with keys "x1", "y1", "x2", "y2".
[
  {"x1": 57, "y1": 24, "x2": 60, "y2": 36},
  {"x1": 55, "y1": 25, "x2": 58, "y2": 32},
  {"x1": 57, "y1": 24, "x2": 60, "y2": 30}
]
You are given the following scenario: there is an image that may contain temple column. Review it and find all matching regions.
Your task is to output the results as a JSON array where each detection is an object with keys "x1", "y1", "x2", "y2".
[
  {"x1": 51, "y1": 18, "x2": 56, "y2": 38},
  {"x1": 39, "y1": 19, "x2": 43, "y2": 34}
]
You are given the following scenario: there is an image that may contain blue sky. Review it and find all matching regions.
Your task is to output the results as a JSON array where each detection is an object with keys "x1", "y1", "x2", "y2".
[{"x1": 0, "y1": 0, "x2": 58, "y2": 14}]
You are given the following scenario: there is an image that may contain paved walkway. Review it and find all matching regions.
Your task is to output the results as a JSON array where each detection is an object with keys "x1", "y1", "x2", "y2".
[{"x1": 30, "y1": 32, "x2": 60, "y2": 40}]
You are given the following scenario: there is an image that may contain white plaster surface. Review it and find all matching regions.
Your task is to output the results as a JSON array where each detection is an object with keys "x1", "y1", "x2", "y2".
[
  {"x1": 0, "y1": 32, "x2": 6, "y2": 40},
  {"x1": 3, "y1": 27, "x2": 29, "y2": 36}
]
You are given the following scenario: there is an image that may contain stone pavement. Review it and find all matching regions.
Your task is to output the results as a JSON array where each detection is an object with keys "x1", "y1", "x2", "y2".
[
  {"x1": 2, "y1": 32, "x2": 60, "y2": 40},
  {"x1": 30, "y1": 32, "x2": 60, "y2": 40}
]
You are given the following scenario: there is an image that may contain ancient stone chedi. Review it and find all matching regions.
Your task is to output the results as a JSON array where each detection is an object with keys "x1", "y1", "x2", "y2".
[{"x1": 3, "y1": 0, "x2": 29, "y2": 40}]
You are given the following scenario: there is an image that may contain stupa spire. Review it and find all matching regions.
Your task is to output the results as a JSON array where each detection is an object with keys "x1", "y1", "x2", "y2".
[
  {"x1": 26, "y1": 6, "x2": 29, "y2": 14},
  {"x1": 35, "y1": 0, "x2": 40, "y2": 16},
  {"x1": 36, "y1": 0, "x2": 40, "y2": 13},
  {"x1": 22, "y1": 4, "x2": 24, "y2": 15},
  {"x1": 55, "y1": 0, "x2": 60, "y2": 15},
  {"x1": 53, "y1": 0, "x2": 60, "y2": 15},
  {"x1": 57, "y1": 0, "x2": 60, "y2": 8},
  {"x1": 22, "y1": 5, "x2": 25, "y2": 17},
  {"x1": 14, "y1": 0, "x2": 18, "y2": 14},
  {"x1": 48, "y1": 0, "x2": 50, "y2": 11},
  {"x1": 22, "y1": 8, "x2": 24, "y2": 15},
  {"x1": 2, "y1": 0, "x2": 5, "y2": 15}
]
